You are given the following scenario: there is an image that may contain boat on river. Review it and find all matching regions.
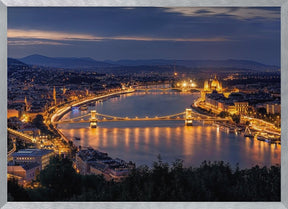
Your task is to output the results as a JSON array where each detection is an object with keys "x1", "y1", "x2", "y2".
[
  {"x1": 79, "y1": 105, "x2": 88, "y2": 111},
  {"x1": 257, "y1": 135, "x2": 266, "y2": 141}
]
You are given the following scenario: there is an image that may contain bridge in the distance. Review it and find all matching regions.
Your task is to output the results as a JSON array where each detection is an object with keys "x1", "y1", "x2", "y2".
[
  {"x1": 133, "y1": 87, "x2": 201, "y2": 92},
  {"x1": 53, "y1": 108, "x2": 229, "y2": 128}
]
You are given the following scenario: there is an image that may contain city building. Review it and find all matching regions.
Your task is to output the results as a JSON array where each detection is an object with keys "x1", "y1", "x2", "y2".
[
  {"x1": 76, "y1": 148, "x2": 135, "y2": 181},
  {"x1": 89, "y1": 162, "x2": 111, "y2": 180},
  {"x1": 204, "y1": 92, "x2": 250, "y2": 115},
  {"x1": 266, "y1": 101, "x2": 281, "y2": 114},
  {"x1": 202, "y1": 76, "x2": 223, "y2": 101},
  {"x1": 200, "y1": 76, "x2": 251, "y2": 115},
  {"x1": 11, "y1": 149, "x2": 54, "y2": 170},
  {"x1": 18, "y1": 127, "x2": 41, "y2": 138},
  {"x1": 205, "y1": 91, "x2": 235, "y2": 113},
  {"x1": 234, "y1": 102, "x2": 249, "y2": 114},
  {"x1": 201, "y1": 76, "x2": 240, "y2": 101},
  {"x1": 7, "y1": 162, "x2": 41, "y2": 185},
  {"x1": 203, "y1": 76, "x2": 223, "y2": 93},
  {"x1": 7, "y1": 109, "x2": 20, "y2": 119}
]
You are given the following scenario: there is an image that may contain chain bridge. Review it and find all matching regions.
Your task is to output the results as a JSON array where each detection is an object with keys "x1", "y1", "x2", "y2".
[{"x1": 53, "y1": 108, "x2": 229, "y2": 128}]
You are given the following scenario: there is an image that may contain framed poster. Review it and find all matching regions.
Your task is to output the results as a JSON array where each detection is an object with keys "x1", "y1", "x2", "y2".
[{"x1": 1, "y1": 0, "x2": 288, "y2": 209}]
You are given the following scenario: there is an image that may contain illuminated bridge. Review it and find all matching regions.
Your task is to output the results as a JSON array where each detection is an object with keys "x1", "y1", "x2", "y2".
[
  {"x1": 133, "y1": 87, "x2": 201, "y2": 92},
  {"x1": 53, "y1": 108, "x2": 229, "y2": 128}
]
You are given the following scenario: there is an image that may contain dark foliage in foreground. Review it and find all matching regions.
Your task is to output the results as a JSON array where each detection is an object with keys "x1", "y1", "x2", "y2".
[{"x1": 8, "y1": 156, "x2": 280, "y2": 201}]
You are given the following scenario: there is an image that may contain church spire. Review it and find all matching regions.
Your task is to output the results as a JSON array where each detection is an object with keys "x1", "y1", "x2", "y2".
[
  {"x1": 63, "y1": 86, "x2": 66, "y2": 95},
  {"x1": 53, "y1": 86, "x2": 57, "y2": 105},
  {"x1": 24, "y1": 96, "x2": 28, "y2": 111}
]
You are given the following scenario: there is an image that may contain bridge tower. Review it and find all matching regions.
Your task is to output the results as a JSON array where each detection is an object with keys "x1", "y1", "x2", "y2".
[
  {"x1": 185, "y1": 108, "x2": 193, "y2": 126},
  {"x1": 90, "y1": 110, "x2": 98, "y2": 128},
  {"x1": 244, "y1": 126, "x2": 253, "y2": 137}
]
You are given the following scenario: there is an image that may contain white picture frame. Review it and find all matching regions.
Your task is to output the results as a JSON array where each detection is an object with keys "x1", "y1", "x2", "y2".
[{"x1": 1, "y1": 0, "x2": 287, "y2": 209}]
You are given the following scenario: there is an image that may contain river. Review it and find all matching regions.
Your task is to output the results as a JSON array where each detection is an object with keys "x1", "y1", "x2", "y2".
[{"x1": 58, "y1": 90, "x2": 280, "y2": 168}]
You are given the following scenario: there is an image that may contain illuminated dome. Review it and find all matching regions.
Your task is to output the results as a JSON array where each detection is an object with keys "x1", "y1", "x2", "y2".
[
  {"x1": 211, "y1": 76, "x2": 220, "y2": 89},
  {"x1": 210, "y1": 76, "x2": 222, "y2": 92}
]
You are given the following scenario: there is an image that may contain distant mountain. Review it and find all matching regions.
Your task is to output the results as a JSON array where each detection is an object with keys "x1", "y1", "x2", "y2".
[
  {"x1": 8, "y1": 58, "x2": 29, "y2": 71},
  {"x1": 15, "y1": 54, "x2": 279, "y2": 72},
  {"x1": 8, "y1": 58, "x2": 28, "y2": 67},
  {"x1": 19, "y1": 54, "x2": 117, "y2": 69},
  {"x1": 106, "y1": 59, "x2": 279, "y2": 71}
]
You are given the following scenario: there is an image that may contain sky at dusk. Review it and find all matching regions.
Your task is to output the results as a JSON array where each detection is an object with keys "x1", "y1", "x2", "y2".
[{"x1": 8, "y1": 7, "x2": 280, "y2": 65}]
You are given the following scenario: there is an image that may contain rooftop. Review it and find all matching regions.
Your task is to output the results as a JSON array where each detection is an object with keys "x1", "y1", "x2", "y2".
[
  {"x1": 78, "y1": 148, "x2": 111, "y2": 162},
  {"x1": 8, "y1": 162, "x2": 40, "y2": 171},
  {"x1": 12, "y1": 149, "x2": 54, "y2": 157}
]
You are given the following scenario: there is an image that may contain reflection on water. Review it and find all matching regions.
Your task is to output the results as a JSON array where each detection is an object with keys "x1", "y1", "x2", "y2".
[{"x1": 59, "y1": 92, "x2": 281, "y2": 168}]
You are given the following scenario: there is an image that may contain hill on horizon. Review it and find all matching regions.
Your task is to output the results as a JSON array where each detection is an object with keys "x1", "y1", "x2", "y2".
[
  {"x1": 18, "y1": 54, "x2": 117, "y2": 69},
  {"x1": 11, "y1": 54, "x2": 279, "y2": 72},
  {"x1": 8, "y1": 58, "x2": 29, "y2": 70},
  {"x1": 106, "y1": 59, "x2": 279, "y2": 71}
]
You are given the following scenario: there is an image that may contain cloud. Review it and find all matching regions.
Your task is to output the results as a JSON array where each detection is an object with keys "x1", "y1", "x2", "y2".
[
  {"x1": 8, "y1": 29, "x2": 99, "y2": 41},
  {"x1": 163, "y1": 8, "x2": 280, "y2": 21},
  {"x1": 109, "y1": 36, "x2": 229, "y2": 42},
  {"x1": 8, "y1": 40, "x2": 70, "y2": 46},
  {"x1": 8, "y1": 29, "x2": 230, "y2": 43}
]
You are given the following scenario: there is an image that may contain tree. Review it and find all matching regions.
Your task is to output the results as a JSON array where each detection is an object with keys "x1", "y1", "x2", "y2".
[
  {"x1": 32, "y1": 114, "x2": 55, "y2": 137},
  {"x1": 232, "y1": 114, "x2": 240, "y2": 124},
  {"x1": 257, "y1": 107, "x2": 267, "y2": 115},
  {"x1": 9, "y1": 157, "x2": 280, "y2": 201},
  {"x1": 219, "y1": 111, "x2": 230, "y2": 118},
  {"x1": 247, "y1": 107, "x2": 254, "y2": 116},
  {"x1": 8, "y1": 178, "x2": 30, "y2": 201},
  {"x1": 32, "y1": 114, "x2": 44, "y2": 127},
  {"x1": 8, "y1": 137, "x2": 14, "y2": 151},
  {"x1": 38, "y1": 156, "x2": 81, "y2": 200}
]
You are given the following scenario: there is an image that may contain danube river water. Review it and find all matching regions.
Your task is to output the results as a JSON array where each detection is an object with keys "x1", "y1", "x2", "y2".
[{"x1": 58, "y1": 91, "x2": 280, "y2": 168}]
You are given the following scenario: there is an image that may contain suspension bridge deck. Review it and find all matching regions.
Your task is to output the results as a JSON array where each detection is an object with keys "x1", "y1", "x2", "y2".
[{"x1": 54, "y1": 114, "x2": 229, "y2": 125}]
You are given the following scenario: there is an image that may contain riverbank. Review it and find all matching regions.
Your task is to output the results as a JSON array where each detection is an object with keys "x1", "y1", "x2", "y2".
[
  {"x1": 191, "y1": 99, "x2": 281, "y2": 145},
  {"x1": 48, "y1": 89, "x2": 135, "y2": 143}
]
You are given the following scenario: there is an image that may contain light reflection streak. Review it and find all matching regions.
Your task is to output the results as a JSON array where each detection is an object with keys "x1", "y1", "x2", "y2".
[
  {"x1": 154, "y1": 127, "x2": 159, "y2": 146},
  {"x1": 60, "y1": 124, "x2": 281, "y2": 168},
  {"x1": 215, "y1": 126, "x2": 220, "y2": 152},
  {"x1": 113, "y1": 128, "x2": 118, "y2": 147},
  {"x1": 175, "y1": 127, "x2": 181, "y2": 141},
  {"x1": 125, "y1": 128, "x2": 130, "y2": 148},
  {"x1": 78, "y1": 128, "x2": 85, "y2": 148},
  {"x1": 102, "y1": 128, "x2": 108, "y2": 147},
  {"x1": 134, "y1": 128, "x2": 140, "y2": 149},
  {"x1": 183, "y1": 126, "x2": 192, "y2": 156},
  {"x1": 144, "y1": 128, "x2": 150, "y2": 152},
  {"x1": 166, "y1": 127, "x2": 171, "y2": 146}
]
